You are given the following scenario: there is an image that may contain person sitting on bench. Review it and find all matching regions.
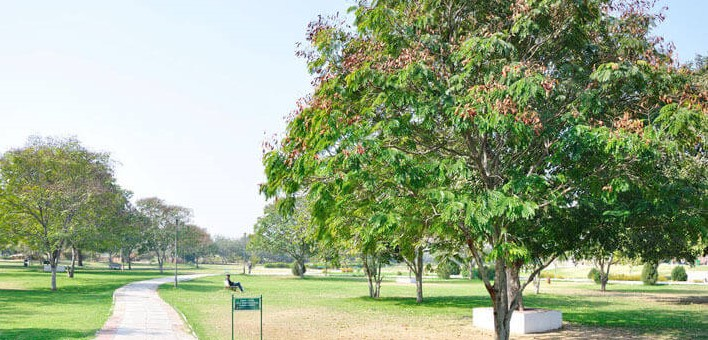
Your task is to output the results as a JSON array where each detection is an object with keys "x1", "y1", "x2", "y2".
[{"x1": 225, "y1": 274, "x2": 244, "y2": 292}]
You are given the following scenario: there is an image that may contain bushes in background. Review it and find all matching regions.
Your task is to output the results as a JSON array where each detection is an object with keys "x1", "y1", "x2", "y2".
[
  {"x1": 642, "y1": 262, "x2": 659, "y2": 285},
  {"x1": 671, "y1": 266, "x2": 688, "y2": 281}
]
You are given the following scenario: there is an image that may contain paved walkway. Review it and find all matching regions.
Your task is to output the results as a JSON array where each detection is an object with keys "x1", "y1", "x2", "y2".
[{"x1": 95, "y1": 274, "x2": 210, "y2": 340}]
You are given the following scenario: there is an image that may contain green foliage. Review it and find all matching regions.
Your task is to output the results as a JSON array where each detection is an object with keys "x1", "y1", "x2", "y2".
[
  {"x1": 264, "y1": 262, "x2": 291, "y2": 269},
  {"x1": 436, "y1": 260, "x2": 460, "y2": 279},
  {"x1": 671, "y1": 266, "x2": 688, "y2": 282},
  {"x1": 250, "y1": 199, "x2": 314, "y2": 274},
  {"x1": 471, "y1": 266, "x2": 495, "y2": 281},
  {"x1": 136, "y1": 197, "x2": 192, "y2": 272},
  {"x1": 460, "y1": 266, "x2": 469, "y2": 279},
  {"x1": 0, "y1": 137, "x2": 126, "y2": 288},
  {"x1": 642, "y1": 262, "x2": 659, "y2": 285},
  {"x1": 261, "y1": 0, "x2": 707, "y2": 337},
  {"x1": 588, "y1": 268, "x2": 602, "y2": 284}
]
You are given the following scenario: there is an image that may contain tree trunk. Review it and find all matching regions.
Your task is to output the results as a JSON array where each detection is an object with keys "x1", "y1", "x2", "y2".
[
  {"x1": 534, "y1": 274, "x2": 541, "y2": 294},
  {"x1": 600, "y1": 253, "x2": 614, "y2": 292},
  {"x1": 374, "y1": 262, "x2": 382, "y2": 298},
  {"x1": 120, "y1": 248, "x2": 125, "y2": 271},
  {"x1": 363, "y1": 253, "x2": 382, "y2": 298},
  {"x1": 68, "y1": 246, "x2": 77, "y2": 278},
  {"x1": 298, "y1": 260, "x2": 305, "y2": 279},
  {"x1": 415, "y1": 249, "x2": 424, "y2": 304},
  {"x1": 492, "y1": 258, "x2": 512, "y2": 340},
  {"x1": 77, "y1": 249, "x2": 83, "y2": 267},
  {"x1": 158, "y1": 255, "x2": 164, "y2": 274},
  {"x1": 363, "y1": 255, "x2": 375, "y2": 298},
  {"x1": 506, "y1": 260, "x2": 523, "y2": 311},
  {"x1": 49, "y1": 249, "x2": 60, "y2": 291}
]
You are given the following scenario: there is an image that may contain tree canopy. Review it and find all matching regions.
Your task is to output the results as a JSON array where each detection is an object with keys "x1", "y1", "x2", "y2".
[{"x1": 262, "y1": 1, "x2": 706, "y2": 339}]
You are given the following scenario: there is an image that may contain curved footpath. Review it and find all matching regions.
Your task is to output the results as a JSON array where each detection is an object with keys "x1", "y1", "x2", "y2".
[{"x1": 95, "y1": 274, "x2": 211, "y2": 340}]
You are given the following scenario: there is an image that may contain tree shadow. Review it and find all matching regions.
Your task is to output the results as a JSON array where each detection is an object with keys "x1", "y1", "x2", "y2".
[{"x1": 0, "y1": 327, "x2": 93, "y2": 340}]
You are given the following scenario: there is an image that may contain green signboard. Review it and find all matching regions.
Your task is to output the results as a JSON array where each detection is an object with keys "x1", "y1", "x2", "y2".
[
  {"x1": 234, "y1": 297, "x2": 261, "y2": 310},
  {"x1": 232, "y1": 295, "x2": 262, "y2": 340}
]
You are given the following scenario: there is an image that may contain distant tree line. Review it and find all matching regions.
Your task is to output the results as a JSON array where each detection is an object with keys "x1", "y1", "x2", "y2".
[{"x1": 0, "y1": 136, "x2": 251, "y2": 290}]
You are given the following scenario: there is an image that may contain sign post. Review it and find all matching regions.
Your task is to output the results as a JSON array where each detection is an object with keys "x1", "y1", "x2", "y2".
[{"x1": 232, "y1": 295, "x2": 262, "y2": 340}]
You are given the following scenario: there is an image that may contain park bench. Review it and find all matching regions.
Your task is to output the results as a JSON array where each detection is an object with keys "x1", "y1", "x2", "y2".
[
  {"x1": 224, "y1": 280, "x2": 245, "y2": 292},
  {"x1": 224, "y1": 280, "x2": 236, "y2": 290}
]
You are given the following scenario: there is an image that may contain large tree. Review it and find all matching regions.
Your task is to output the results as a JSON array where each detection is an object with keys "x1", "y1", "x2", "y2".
[
  {"x1": 136, "y1": 197, "x2": 191, "y2": 273},
  {"x1": 0, "y1": 137, "x2": 119, "y2": 290},
  {"x1": 249, "y1": 200, "x2": 315, "y2": 278},
  {"x1": 178, "y1": 223, "x2": 212, "y2": 268},
  {"x1": 212, "y1": 234, "x2": 249, "y2": 264},
  {"x1": 262, "y1": 1, "x2": 705, "y2": 339}
]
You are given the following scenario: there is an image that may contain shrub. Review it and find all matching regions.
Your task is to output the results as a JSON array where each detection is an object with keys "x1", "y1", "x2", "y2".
[
  {"x1": 291, "y1": 261, "x2": 306, "y2": 277},
  {"x1": 460, "y1": 266, "x2": 470, "y2": 279},
  {"x1": 641, "y1": 262, "x2": 658, "y2": 285},
  {"x1": 588, "y1": 268, "x2": 602, "y2": 284},
  {"x1": 263, "y1": 262, "x2": 290, "y2": 268},
  {"x1": 340, "y1": 267, "x2": 353, "y2": 273},
  {"x1": 436, "y1": 260, "x2": 462, "y2": 279},
  {"x1": 671, "y1": 266, "x2": 687, "y2": 281},
  {"x1": 471, "y1": 266, "x2": 495, "y2": 281},
  {"x1": 437, "y1": 268, "x2": 451, "y2": 279},
  {"x1": 436, "y1": 261, "x2": 458, "y2": 279}
]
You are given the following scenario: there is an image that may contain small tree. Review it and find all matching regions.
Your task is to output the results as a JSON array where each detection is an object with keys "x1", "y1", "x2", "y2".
[
  {"x1": 641, "y1": 262, "x2": 659, "y2": 285},
  {"x1": 671, "y1": 266, "x2": 687, "y2": 282},
  {"x1": 587, "y1": 268, "x2": 602, "y2": 284},
  {"x1": 250, "y1": 199, "x2": 314, "y2": 278}
]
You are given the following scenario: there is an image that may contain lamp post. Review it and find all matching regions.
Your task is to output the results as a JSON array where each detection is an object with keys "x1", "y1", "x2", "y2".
[{"x1": 174, "y1": 218, "x2": 179, "y2": 288}]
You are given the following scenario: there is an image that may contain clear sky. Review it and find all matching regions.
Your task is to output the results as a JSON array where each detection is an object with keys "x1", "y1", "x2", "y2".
[{"x1": 0, "y1": 1, "x2": 705, "y2": 239}]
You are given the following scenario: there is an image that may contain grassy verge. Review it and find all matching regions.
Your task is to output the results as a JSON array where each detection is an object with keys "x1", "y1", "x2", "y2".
[
  {"x1": 159, "y1": 273, "x2": 708, "y2": 339},
  {"x1": 0, "y1": 261, "x2": 177, "y2": 340}
]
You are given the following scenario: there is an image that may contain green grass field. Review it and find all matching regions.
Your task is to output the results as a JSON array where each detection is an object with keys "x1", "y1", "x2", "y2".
[
  {"x1": 1, "y1": 260, "x2": 706, "y2": 339},
  {"x1": 159, "y1": 272, "x2": 708, "y2": 339},
  {"x1": 0, "y1": 261, "x2": 177, "y2": 340}
]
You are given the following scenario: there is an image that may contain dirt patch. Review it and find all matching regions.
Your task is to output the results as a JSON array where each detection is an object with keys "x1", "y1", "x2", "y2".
[
  {"x1": 0, "y1": 284, "x2": 25, "y2": 290},
  {"x1": 230, "y1": 306, "x2": 662, "y2": 340}
]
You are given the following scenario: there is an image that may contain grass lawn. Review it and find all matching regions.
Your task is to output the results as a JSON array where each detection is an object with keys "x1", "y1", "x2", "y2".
[
  {"x1": 159, "y1": 273, "x2": 708, "y2": 339},
  {"x1": 0, "y1": 260, "x2": 180, "y2": 340}
]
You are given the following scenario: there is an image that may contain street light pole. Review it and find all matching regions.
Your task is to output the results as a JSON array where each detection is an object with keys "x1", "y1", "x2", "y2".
[{"x1": 174, "y1": 218, "x2": 179, "y2": 288}]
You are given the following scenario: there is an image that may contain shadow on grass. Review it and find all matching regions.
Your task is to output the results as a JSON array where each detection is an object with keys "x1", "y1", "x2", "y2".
[
  {"x1": 352, "y1": 292, "x2": 705, "y2": 337},
  {"x1": 528, "y1": 294, "x2": 705, "y2": 335},
  {"x1": 365, "y1": 295, "x2": 491, "y2": 309},
  {"x1": 0, "y1": 327, "x2": 92, "y2": 340},
  {"x1": 301, "y1": 275, "x2": 368, "y2": 283}
]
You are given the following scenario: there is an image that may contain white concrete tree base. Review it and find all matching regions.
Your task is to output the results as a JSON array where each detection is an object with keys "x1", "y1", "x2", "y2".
[
  {"x1": 395, "y1": 277, "x2": 416, "y2": 284},
  {"x1": 473, "y1": 307, "x2": 562, "y2": 334}
]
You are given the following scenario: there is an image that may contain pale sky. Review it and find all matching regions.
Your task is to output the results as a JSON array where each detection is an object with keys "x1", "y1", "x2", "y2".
[{"x1": 0, "y1": 1, "x2": 705, "y2": 239}]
